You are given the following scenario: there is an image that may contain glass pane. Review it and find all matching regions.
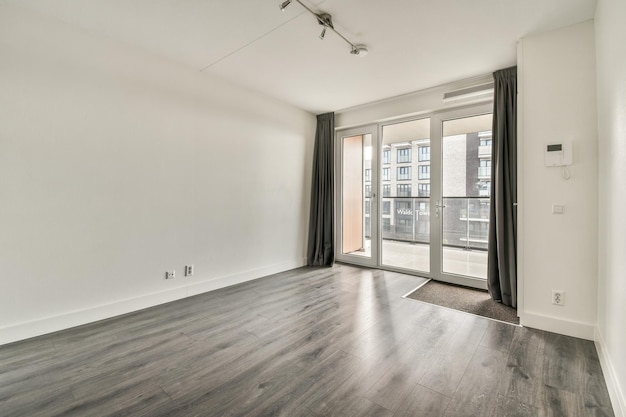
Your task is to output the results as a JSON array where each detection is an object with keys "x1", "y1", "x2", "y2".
[
  {"x1": 342, "y1": 133, "x2": 372, "y2": 257},
  {"x1": 380, "y1": 118, "x2": 430, "y2": 272},
  {"x1": 441, "y1": 114, "x2": 492, "y2": 278}
]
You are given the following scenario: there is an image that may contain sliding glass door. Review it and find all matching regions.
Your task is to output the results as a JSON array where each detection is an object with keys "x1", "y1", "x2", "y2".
[{"x1": 335, "y1": 104, "x2": 492, "y2": 289}]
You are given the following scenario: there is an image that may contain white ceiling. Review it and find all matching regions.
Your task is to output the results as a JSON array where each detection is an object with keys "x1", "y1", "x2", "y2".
[{"x1": 8, "y1": 0, "x2": 597, "y2": 114}]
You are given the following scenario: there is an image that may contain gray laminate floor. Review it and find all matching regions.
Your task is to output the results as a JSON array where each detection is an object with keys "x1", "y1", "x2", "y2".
[{"x1": 0, "y1": 264, "x2": 615, "y2": 417}]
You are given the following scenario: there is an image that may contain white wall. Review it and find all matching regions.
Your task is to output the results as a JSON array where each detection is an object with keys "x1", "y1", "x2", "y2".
[
  {"x1": 594, "y1": 0, "x2": 626, "y2": 414},
  {"x1": 0, "y1": 5, "x2": 316, "y2": 345},
  {"x1": 517, "y1": 21, "x2": 598, "y2": 339}
]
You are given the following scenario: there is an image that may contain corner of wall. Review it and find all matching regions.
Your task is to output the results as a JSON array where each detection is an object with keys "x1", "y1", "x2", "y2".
[
  {"x1": 521, "y1": 311, "x2": 594, "y2": 340},
  {"x1": 595, "y1": 326, "x2": 626, "y2": 417}
]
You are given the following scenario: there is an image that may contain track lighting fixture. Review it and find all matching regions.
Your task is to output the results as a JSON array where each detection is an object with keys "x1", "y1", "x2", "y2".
[
  {"x1": 278, "y1": 0, "x2": 368, "y2": 56},
  {"x1": 279, "y1": 0, "x2": 292, "y2": 11},
  {"x1": 319, "y1": 26, "x2": 326, "y2": 40},
  {"x1": 316, "y1": 13, "x2": 332, "y2": 40},
  {"x1": 350, "y1": 45, "x2": 368, "y2": 56}
]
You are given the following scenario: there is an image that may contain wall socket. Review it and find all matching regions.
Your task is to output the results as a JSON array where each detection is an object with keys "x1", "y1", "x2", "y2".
[
  {"x1": 165, "y1": 270, "x2": 175, "y2": 280},
  {"x1": 184, "y1": 265, "x2": 194, "y2": 277},
  {"x1": 552, "y1": 290, "x2": 565, "y2": 306}
]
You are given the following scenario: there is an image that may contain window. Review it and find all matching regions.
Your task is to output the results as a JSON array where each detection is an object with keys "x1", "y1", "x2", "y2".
[
  {"x1": 365, "y1": 169, "x2": 371, "y2": 182},
  {"x1": 479, "y1": 181, "x2": 491, "y2": 197},
  {"x1": 418, "y1": 165, "x2": 430, "y2": 180},
  {"x1": 418, "y1": 146, "x2": 430, "y2": 161},
  {"x1": 365, "y1": 200, "x2": 371, "y2": 215},
  {"x1": 397, "y1": 184, "x2": 411, "y2": 197},
  {"x1": 382, "y1": 168, "x2": 390, "y2": 181},
  {"x1": 418, "y1": 183, "x2": 430, "y2": 197},
  {"x1": 365, "y1": 185, "x2": 371, "y2": 197},
  {"x1": 383, "y1": 184, "x2": 391, "y2": 197},
  {"x1": 478, "y1": 160, "x2": 491, "y2": 177},
  {"x1": 382, "y1": 149, "x2": 391, "y2": 164},
  {"x1": 396, "y1": 218, "x2": 412, "y2": 235},
  {"x1": 397, "y1": 148, "x2": 411, "y2": 163},
  {"x1": 396, "y1": 200, "x2": 412, "y2": 215},
  {"x1": 383, "y1": 218, "x2": 391, "y2": 232},
  {"x1": 382, "y1": 201, "x2": 391, "y2": 215},
  {"x1": 395, "y1": 201, "x2": 413, "y2": 235},
  {"x1": 480, "y1": 139, "x2": 492, "y2": 147},
  {"x1": 397, "y1": 166, "x2": 411, "y2": 180}
]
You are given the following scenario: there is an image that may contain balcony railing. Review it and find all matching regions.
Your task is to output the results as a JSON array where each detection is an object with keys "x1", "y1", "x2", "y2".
[
  {"x1": 478, "y1": 167, "x2": 491, "y2": 178},
  {"x1": 363, "y1": 196, "x2": 490, "y2": 251},
  {"x1": 478, "y1": 145, "x2": 492, "y2": 157}
]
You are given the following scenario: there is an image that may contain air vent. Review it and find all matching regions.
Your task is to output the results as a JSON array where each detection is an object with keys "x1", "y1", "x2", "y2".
[{"x1": 443, "y1": 82, "x2": 494, "y2": 102}]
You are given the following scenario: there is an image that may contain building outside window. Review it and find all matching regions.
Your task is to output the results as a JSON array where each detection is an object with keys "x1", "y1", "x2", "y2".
[
  {"x1": 383, "y1": 184, "x2": 391, "y2": 197},
  {"x1": 382, "y1": 149, "x2": 391, "y2": 164},
  {"x1": 418, "y1": 183, "x2": 430, "y2": 197},
  {"x1": 397, "y1": 148, "x2": 411, "y2": 163},
  {"x1": 418, "y1": 146, "x2": 430, "y2": 161},
  {"x1": 478, "y1": 160, "x2": 491, "y2": 177},
  {"x1": 397, "y1": 166, "x2": 411, "y2": 180},
  {"x1": 395, "y1": 201, "x2": 413, "y2": 236},
  {"x1": 382, "y1": 168, "x2": 390, "y2": 181},
  {"x1": 419, "y1": 165, "x2": 430, "y2": 180},
  {"x1": 479, "y1": 181, "x2": 491, "y2": 197},
  {"x1": 397, "y1": 184, "x2": 411, "y2": 197}
]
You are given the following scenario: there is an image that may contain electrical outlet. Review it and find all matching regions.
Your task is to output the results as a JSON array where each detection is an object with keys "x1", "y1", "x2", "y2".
[
  {"x1": 552, "y1": 290, "x2": 565, "y2": 306},
  {"x1": 165, "y1": 270, "x2": 175, "y2": 280},
  {"x1": 185, "y1": 264, "x2": 194, "y2": 277}
]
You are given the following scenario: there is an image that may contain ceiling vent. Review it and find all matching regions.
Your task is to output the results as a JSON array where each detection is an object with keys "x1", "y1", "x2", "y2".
[{"x1": 443, "y1": 82, "x2": 494, "y2": 102}]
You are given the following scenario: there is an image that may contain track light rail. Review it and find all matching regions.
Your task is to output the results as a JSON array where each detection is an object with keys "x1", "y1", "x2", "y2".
[{"x1": 279, "y1": 0, "x2": 368, "y2": 56}]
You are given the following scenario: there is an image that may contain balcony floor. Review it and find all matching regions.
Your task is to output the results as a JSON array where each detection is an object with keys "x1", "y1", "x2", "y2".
[{"x1": 348, "y1": 239, "x2": 487, "y2": 279}]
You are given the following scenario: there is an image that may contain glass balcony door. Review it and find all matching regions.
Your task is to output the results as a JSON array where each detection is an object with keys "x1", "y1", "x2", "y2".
[
  {"x1": 434, "y1": 108, "x2": 493, "y2": 289},
  {"x1": 378, "y1": 106, "x2": 492, "y2": 289},
  {"x1": 380, "y1": 118, "x2": 431, "y2": 274},
  {"x1": 334, "y1": 105, "x2": 492, "y2": 289}
]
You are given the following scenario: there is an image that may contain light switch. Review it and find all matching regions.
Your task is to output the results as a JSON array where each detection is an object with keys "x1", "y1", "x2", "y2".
[{"x1": 552, "y1": 205, "x2": 564, "y2": 214}]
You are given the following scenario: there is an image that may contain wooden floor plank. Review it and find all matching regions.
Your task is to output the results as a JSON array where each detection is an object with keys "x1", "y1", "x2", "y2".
[{"x1": 0, "y1": 264, "x2": 615, "y2": 417}]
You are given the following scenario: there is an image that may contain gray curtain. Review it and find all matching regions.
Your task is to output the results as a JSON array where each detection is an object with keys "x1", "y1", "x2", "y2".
[
  {"x1": 487, "y1": 67, "x2": 517, "y2": 308},
  {"x1": 307, "y1": 112, "x2": 335, "y2": 266}
]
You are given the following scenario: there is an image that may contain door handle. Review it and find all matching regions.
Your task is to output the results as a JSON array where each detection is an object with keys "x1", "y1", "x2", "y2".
[{"x1": 435, "y1": 201, "x2": 446, "y2": 218}]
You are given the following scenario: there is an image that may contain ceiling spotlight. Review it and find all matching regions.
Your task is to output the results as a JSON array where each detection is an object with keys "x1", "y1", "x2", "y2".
[
  {"x1": 279, "y1": 0, "x2": 292, "y2": 11},
  {"x1": 317, "y1": 13, "x2": 332, "y2": 40},
  {"x1": 350, "y1": 45, "x2": 368, "y2": 57}
]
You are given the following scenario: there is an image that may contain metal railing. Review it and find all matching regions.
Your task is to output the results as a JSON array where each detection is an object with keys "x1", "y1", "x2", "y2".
[{"x1": 364, "y1": 196, "x2": 490, "y2": 251}]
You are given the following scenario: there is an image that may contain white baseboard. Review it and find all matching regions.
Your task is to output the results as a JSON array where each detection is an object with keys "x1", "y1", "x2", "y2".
[
  {"x1": 186, "y1": 259, "x2": 305, "y2": 297},
  {"x1": 595, "y1": 327, "x2": 626, "y2": 417},
  {"x1": 520, "y1": 310, "x2": 595, "y2": 340},
  {"x1": 0, "y1": 259, "x2": 305, "y2": 346}
]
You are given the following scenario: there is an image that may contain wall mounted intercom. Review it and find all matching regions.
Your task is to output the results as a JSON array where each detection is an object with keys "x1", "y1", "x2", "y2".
[{"x1": 544, "y1": 142, "x2": 573, "y2": 167}]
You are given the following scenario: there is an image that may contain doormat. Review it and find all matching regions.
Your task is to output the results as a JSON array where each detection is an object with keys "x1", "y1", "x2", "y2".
[{"x1": 405, "y1": 280, "x2": 519, "y2": 325}]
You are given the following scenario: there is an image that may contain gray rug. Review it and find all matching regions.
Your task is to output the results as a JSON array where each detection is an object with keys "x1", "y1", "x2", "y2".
[{"x1": 406, "y1": 280, "x2": 519, "y2": 325}]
